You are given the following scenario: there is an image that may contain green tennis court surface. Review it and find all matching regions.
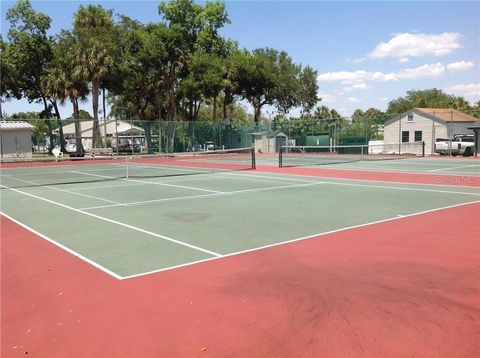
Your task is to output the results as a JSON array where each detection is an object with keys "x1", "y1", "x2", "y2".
[
  {"x1": 252, "y1": 155, "x2": 480, "y2": 176},
  {"x1": 2, "y1": 164, "x2": 479, "y2": 278}
]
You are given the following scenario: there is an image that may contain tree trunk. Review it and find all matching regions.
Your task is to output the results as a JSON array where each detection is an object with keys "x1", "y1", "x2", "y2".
[
  {"x1": 166, "y1": 66, "x2": 177, "y2": 153},
  {"x1": 167, "y1": 120, "x2": 175, "y2": 154},
  {"x1": 167, "y1": 89, "x2": 176, "y2": 153},
  {"x1": 254, "y1": 105, "x2": 261, "y2": 123},
  {"x1": 222, "y1": 92, "x2": 229, "y2": 120},
  {"x1": 213, "y1": 95, "x2": 217, "y2": 121},
  {"x1": 156, "y1": 94, "x2": 163, "y2": 153},
  {"x1": 92, "y1": 79, "x2": 102, "y2": 148},
  {"x1": 143, "y1": 121, "x2": 153, "y2": 154},
  {"x1": 51, "y1": 100, "x2": 66, "y2": 153},
  {"x1": 187, "y1": 101, "x2": 194, "y2": 151},
  {"x1": 41, "y1": 96, "x2": 54, "y2": 154},
  {"x1": 139, "y1": 109, "x2": 152, "y2": 154},
  {"x1": 103, "y1": 87, "x2": 107, "y2": 147},
  {"x1": 73, "y1": 98, "x2": 84, "y2": 155}
]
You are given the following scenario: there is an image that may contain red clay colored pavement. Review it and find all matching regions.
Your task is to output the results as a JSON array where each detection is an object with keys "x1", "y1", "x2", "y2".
[{"x1": 2, "y1": 203, "x2": 480, "y2": 357}]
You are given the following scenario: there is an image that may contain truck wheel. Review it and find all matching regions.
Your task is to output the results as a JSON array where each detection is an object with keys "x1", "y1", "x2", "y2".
[{"x1": 463, "y1": 147, "x2": 472, "y2": 157}]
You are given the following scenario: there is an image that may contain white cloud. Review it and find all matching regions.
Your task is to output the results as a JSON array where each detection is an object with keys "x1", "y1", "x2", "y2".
[
  {"x1": 368, "y1": 32, "x2": 462, "y2": 60},
  {"x1": 446, "y1": 61, "x2": 474, "y2": 72},
  {"x1": 378, "y1": 97, "x2": 389, "y2": 102},
  {"x1": 347, "y1": 97, "x2": 361, "y2": 103},
  {"x1": 395, "y1": 63, "x2": 446, "y2": 80},
  {"x1": 317, "y1": 70, "x2": 368, "y2": 84},
  {"x1": 446, "y1": 83, "x2": 480, "y2": 100},
  {"x1": 338, "y1": 83, "x2": 371, "y2": 94},
  {"x1": 318, "y1": 62, "x2": 450, "y2": 84},
  {"x1": 317, "y1": 92, "x2": 336, "y2": 104}
]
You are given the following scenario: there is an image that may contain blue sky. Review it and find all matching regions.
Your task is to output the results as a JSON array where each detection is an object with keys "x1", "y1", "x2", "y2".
[{"x1": 1, "y1": 0, "x2": 479, "y2": 118}]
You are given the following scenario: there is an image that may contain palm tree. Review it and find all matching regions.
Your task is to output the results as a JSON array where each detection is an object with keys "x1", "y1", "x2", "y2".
[
  {"x1": 45, "y1": 65, "x2": 89, "y2": 155},
  {"x1": 73, "y1": 5, "x2": 115, "y2": 148},
  {"x1": 314, "y1": 106, "x2": 332, "y2": 119}
]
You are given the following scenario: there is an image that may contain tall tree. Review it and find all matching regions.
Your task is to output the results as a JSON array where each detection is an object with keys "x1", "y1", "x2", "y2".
[
  {"x1": 158, "y1": 0, "x2": 230, "y2": 152},
  {"x1": 0, "y1": 36, "x2": 21, "y2": 119},
  {"x1": 236, "y1": 48, "x2": 276, "y2": 122},
  {"x1": 272, "y1": 51, "x2": 302, "y2": 114},
  {"x1": 110, "y1": 20, "x2": 168, "y2": 153},
  {"x1": 5, "y1": 0, "x2": 56, "y2": 151},
  {"x1": 297, "y1": 66, "x2": 319, "y2": 113},
  {"x1": 73, "y1": 4, "x2": 115, "y2": 148},
  {"x1": 45, "y1": 30, "x2": 89, "y2": 154}
]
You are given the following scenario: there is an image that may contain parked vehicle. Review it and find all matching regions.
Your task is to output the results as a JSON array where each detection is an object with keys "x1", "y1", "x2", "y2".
[
  {"x1": 113, "y1": 138, "x2": 141, "y2": 153},
  {"x1": 205, "y1": 141, "x2": 215, "y2": 150},
  {"x1": 434, "y1": 135, "x2": 475, "y2": 156}
]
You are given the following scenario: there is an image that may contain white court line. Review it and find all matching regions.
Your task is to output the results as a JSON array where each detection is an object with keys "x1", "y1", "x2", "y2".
[
  {"x1": 0, "y1": 211, "x2": 123, "y2": 280},
  {"x1": 428, "y1": 164, "x2": 480, "y2": 172},
  {"x1": 71, "y1": 170, "x2": 118, "y2": 179},
  {"x1": 277, "y1": 162, "x2": 480, "y2": 177},
  {"x1": 220, "y1": 171, "x2": 318, "y2": 183},
  {"x1": 320, "y1": 181, "x2": 480, "y2": 196},
  {"x1": 120, "y1": 200, "x2": 480, "y2": 279},
  {"x1": 0, "y1": 166, "x2": 124, "y2": 177},
  {"x1": 1, "y1": 184, "x2": 221, "y2": 258},
  {"x1": 255, "y1": 167, "x2": 480, "y2": 188},
  {"x1": 80, "y1": 174, "x2": 480, "y2": 211},
  {"x1": 226, "y1": 170, "x2": 480, "y2": 191},
  {"x1": 125, "y1": 178, "x2": 224, "y2": 194},
  {"x1": 78, "y1": 182, "x2": 324, "y2": 210},
  {"x1": 354, "y1": 160, "x2": 479, "y2": 167},
  {"x1": 72, "y1": 170, "x2": 224, "y2": 194},
  {"x1": 78, "y1": 175, "x2": 479, "y2": 211},
  {"x1": 3, "y1": 176, "x2": 124, "y2": 205}
]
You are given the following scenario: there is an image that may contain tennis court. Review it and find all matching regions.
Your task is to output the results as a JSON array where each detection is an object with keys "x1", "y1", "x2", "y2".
[{"x1": 2, "y1": 149, "x2": 479, "y2": 357}]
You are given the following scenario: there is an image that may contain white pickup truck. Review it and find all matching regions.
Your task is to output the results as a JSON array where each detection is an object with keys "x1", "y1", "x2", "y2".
[{"x1": 434, "y1": 135, "x2": 475, "y2": 156}]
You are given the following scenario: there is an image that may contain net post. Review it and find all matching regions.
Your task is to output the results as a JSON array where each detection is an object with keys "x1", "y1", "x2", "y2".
[
  {"x1": 251, "y1": 147, "x2": 256, "y2": 170},
  {"x1": 279, "y1": 146, "x2": 283, "y2": 167},
  {"x1": 125, "y1": 156, "x2": 129, "y2": 179},
  {"x1": 422, "y1": 141, "x2": 425, "y2": 157}
]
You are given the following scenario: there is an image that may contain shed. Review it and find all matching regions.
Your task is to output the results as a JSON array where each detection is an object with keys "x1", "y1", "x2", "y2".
[
  {"x1": 252, "y1": 130, "x2": 287, "y2": 153},
  {"x1": 0, "y1": 121, "x2": 34, "y2": 161},
  {"x1": 384, "y1": 108, "x2": 477, "y2": 155},
  {"x1": 467, "y1": 120, "x2": 480, "y2": 157}
]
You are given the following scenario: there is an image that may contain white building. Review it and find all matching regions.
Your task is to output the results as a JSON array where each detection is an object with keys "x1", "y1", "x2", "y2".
[
  {"x1": 384, "y1": 108, "x2": 477, "y2": 155},
  {"x1": 0, "y1": 121, "x2": 34, "y2": 160},
  {"x1": 61, "y1": 118, "x2": 145, "y2": 150}
]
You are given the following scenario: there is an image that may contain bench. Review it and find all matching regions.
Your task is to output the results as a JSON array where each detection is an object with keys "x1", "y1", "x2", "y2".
[{"x1": 89, "y1": 147, "x2": 113, "y2": 157}]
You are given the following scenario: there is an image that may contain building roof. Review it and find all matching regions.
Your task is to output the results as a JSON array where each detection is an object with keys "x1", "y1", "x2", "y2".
[
  {"x1": 385, "y1": 108, "x2": 478, "y2": 126},
  {"x1": 415, "y1": 108, "x2": 478, "y2": 123},
  {"x1": 62, "y1": 119, "x2": 144, "y2": 135},
  {"x1": 0, "y1": 121, "x2": 34, "y2": 130}
]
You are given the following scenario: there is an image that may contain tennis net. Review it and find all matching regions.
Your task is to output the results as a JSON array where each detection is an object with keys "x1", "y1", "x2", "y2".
[
  {"x1": 0, "y1": 147, "x2": 256, "y2": 189},
  {"x1": 279, "y1": 142, "x2": 425, "y2": 167}
]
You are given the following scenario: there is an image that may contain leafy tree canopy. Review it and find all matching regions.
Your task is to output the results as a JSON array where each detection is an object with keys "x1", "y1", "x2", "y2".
[{"x1": 387, "y1": 88, "x2": 471, "y2": 114}]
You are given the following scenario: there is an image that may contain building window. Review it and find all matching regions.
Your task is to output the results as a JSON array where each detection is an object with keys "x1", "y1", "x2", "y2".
[
  {"x1": 402, "y1": 131, "x2": 410, "y2": 143},
  {"x1": 414, "y1": 131, "x2": 422, "y2": 142},
  {"x1": 407, "y1": 114, "x2": 414, "y2": 122}
]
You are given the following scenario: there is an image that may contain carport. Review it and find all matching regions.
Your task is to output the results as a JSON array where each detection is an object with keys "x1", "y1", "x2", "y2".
[{"x1": 467, "y1": 120, "x2": 480, "y2": 157}]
